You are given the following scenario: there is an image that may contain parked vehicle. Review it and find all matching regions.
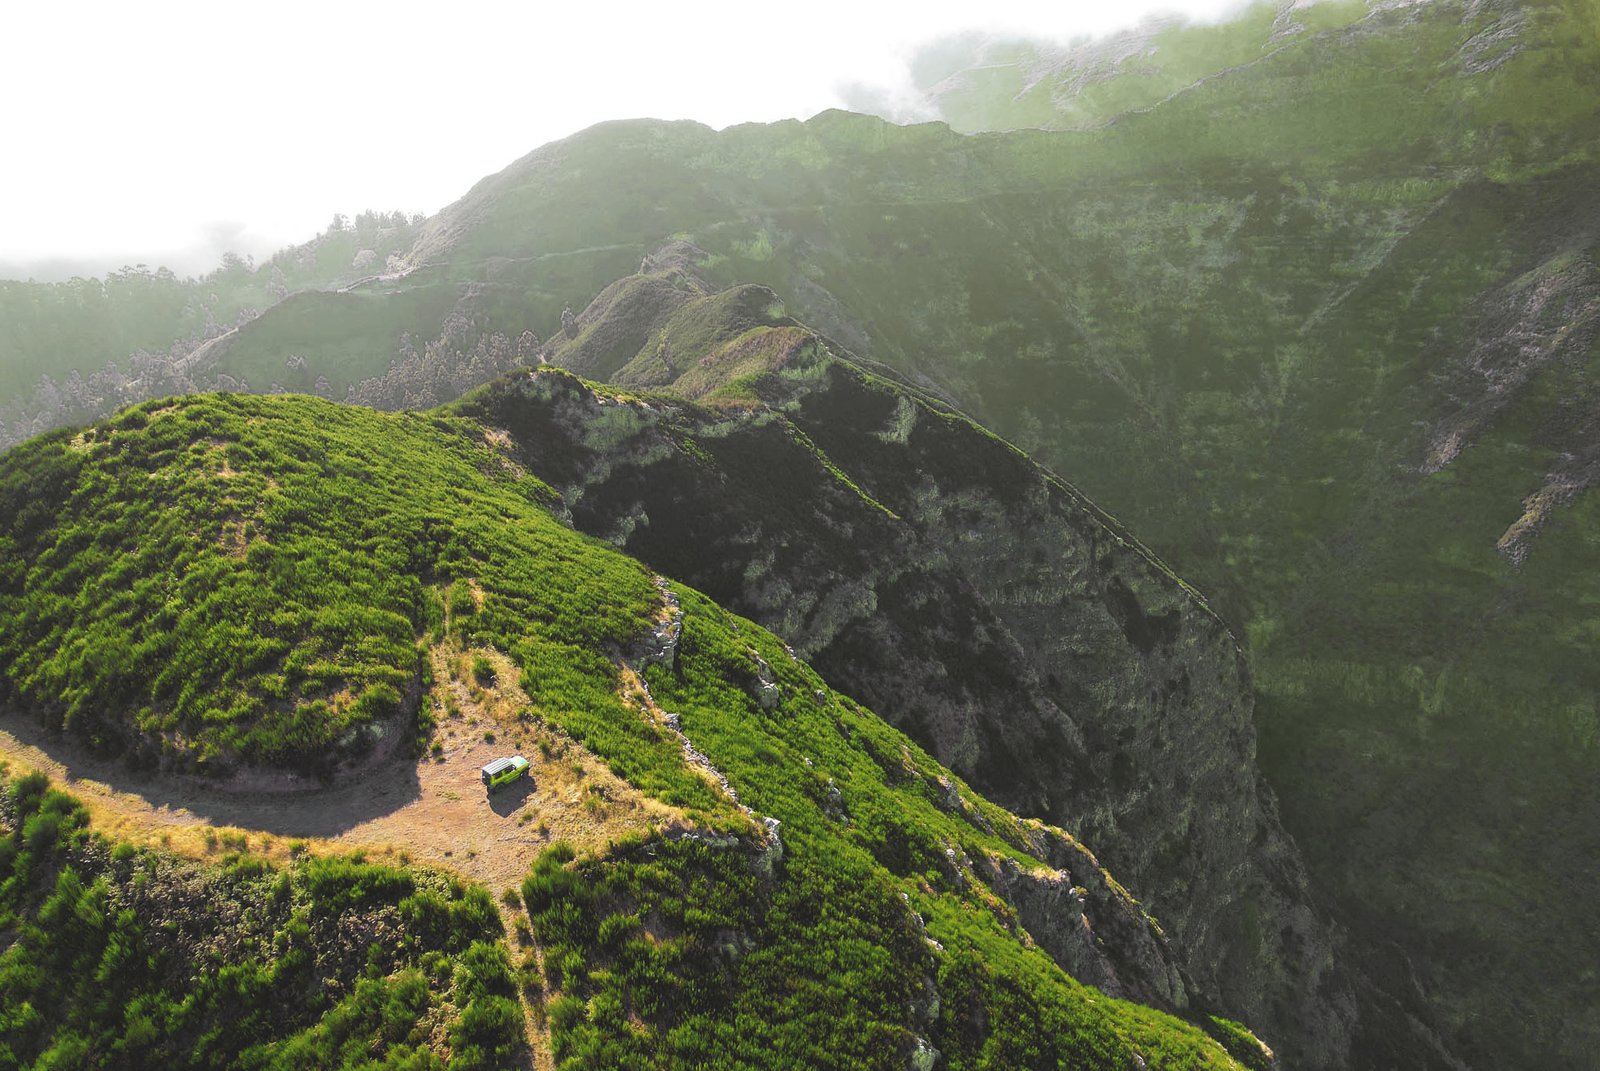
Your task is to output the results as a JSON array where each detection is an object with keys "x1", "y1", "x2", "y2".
[{"x1": 481, "y1": 755, "x2": 530, "y2": 790}]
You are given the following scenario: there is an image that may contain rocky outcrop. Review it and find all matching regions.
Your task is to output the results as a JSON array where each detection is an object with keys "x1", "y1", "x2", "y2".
[
  {"x1": 776, "y1": 359, "x2": 1355, "y2": 1067},
  {"x1": 984, "y1": 824, "x2": 1192, "y2": 1012},
  {"x1": 1423, "y1": 243, "x2": 1600, "y2": 562},
  {"x1": 457, "y1": 345, "x2": 1356, "y2": 1067}
]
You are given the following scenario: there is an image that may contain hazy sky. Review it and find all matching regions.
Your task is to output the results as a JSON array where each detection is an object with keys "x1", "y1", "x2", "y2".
[{"x1": 2, "y1": 0, "x2": 1250, "y2": 278}]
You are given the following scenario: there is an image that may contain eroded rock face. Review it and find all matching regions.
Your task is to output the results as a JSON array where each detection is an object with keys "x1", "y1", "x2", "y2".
[
  {"x1": 775, "y1": 361, "x2": 1356, "y2": 1067},
  {"x1": 982, "y1": 825, "x2": 1193, "y2": 1013},
  {"x1": 1423, "y1": 248, "x2": 1600, "y2": 562},
  {"x1": 458, "y1": 357, "x2": 1355, "y2": 1067}
]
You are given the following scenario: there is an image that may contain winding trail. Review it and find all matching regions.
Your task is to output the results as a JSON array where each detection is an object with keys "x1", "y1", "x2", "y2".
[
  {"x1": 0, "y1": 646, "x2": 679, "y2": 892},
  {"x1": 0, "y1": 594, "x2": 727, "y2": 1070}
]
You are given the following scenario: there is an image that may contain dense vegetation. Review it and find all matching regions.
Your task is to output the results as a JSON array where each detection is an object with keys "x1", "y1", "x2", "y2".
[
  {"x1": 453, "y1": 341, "x2": 1337, "y2": 1065},
  {"x1": 511, "y1": 573, "x2": 1260, "y2": 1069},
  {"x1": 0, "y1": 393, "x2": 661, "y2": 774},
  {"x1": 521, "y1": 833, "x2": 1249, "y2": 1071},
  {"x1": 0, "y1": 212, "x2": 425, "y2": 451},
  {"x1": 395, "y1": 5, "x2": 1600, "y2": 1065},
  {"x1": 0, "y1": 768, "x2": 522, "y2": 1070},
  {"x1": 0, "y1": 392, "x2": 1257, "y2": 1068}
]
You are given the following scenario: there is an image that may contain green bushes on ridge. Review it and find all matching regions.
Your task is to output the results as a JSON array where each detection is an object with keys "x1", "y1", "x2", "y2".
[
  {"x1": 0, "y1": 393, "x2": 657, "y2": 772},
  {"x1": 507, "y1": 574, "x2": 1252, "y2": 1069},
  {"x1": 0, "y1": 769, "x2": 522, "y2": 1070}
]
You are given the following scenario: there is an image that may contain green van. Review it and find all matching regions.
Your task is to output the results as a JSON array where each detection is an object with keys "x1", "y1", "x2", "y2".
[{"x1": 481, "y1": 755, "x2": 530, "y2": 790}]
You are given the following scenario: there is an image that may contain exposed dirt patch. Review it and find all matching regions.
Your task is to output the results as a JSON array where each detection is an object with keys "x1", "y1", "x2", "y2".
[
  {"x1": 0, "y1": 600, "x2": 702, "y2": 1071},
  {"x1": 0, "y1": 644, "x2": 682, "y2": 895}
]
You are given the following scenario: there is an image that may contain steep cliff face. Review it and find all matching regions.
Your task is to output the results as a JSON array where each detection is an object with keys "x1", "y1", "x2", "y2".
[
  {"x1": 991, "y1": 820, "x2": 1193, "y2": 1015},
  {"x1": 774, "y1": 362, "x2": 1361, "y2": 1066},
  {"x1": 456, "y1": 320, "x2": 1359, "y2": 1065},
  {"x1": 403, "y1": 34, "x2": 1600, "y2": 1058}
]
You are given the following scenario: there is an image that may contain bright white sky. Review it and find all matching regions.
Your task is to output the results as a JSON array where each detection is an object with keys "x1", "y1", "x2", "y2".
[{"x1": 1, "y1": 0, "x2": 1249, "y2": 278}]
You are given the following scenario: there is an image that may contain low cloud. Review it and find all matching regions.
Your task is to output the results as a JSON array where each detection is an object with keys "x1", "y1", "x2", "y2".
[{"x1": 0, "y1": 219, "x2": 299, "y2": 282}]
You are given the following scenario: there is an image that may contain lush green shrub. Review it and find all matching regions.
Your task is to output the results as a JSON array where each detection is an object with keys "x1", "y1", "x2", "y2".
[
  {"x1": 0, "y1": 771, "x2": 520, "y2": 1070},
  {"x1": 0, "y1": 394, "x2": 658, "y2": 771}
]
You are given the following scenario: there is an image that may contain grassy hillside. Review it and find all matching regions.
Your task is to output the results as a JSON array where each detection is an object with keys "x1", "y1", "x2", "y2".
[
  {"x1": 0, "y1": 393, "x2": 1259, "y2": 1070},
  {"x1": 201, "y1": 286, "x2": 465, "y2": 397},
  {"x1": 454, "y1": 346, "x2": 1358, "y2": 1068},
  {"x1": 0, "y1": 395, "x2": 658, "y2": 777},
  {"x1": 898, "y1": 0, "x2": 1373, "y2": 135},
  {"x1": 0, "y1": 213, "x2": 424, "y2": 451}
]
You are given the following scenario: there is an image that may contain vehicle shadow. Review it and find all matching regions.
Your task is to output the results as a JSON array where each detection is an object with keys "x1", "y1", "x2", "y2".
[{"x1": 488, "y1": 776, "x2": 536, "y2": 817}]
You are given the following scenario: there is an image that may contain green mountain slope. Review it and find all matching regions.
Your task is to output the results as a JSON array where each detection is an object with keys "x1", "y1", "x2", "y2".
[
  {"x1": 453, "y1": 257, "x2": 1363, "y2": 1067},
  {"x1": 0, "y1": 393, "x2": 1261, "y2": 1069},
  {"x1": 375, "y1": 6, "x2": 1597, "y2": 1065},
  {"x1": 868, "y1": 1, "x2": 1374, "y2": 135},
  {"x1": 0, "y1": 212, "x2": 425, "y2": 451}
]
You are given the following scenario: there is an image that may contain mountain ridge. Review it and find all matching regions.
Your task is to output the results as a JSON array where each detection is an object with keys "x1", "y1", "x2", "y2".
[
  {"x1": 3, "y1": 0, "x2": 1597, "y2": 1064},
  {"x1": 0, "y1": 389, "x2": 1269, "y2": 1069},
  {"x1": 449, "y1": 251, "x2": 1369, "y2": 1067}
]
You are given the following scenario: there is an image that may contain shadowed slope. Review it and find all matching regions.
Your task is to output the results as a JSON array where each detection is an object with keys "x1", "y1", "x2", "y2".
[{"x1": 457, "y1": 285, "x2": 1364, "y2": 1065}]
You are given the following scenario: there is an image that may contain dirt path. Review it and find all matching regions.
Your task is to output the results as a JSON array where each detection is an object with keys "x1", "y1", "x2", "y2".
[
  {"x1": 502, "y1": 910, "x2": 555, "y2": 1071},
  {"x1": 0, "y1": 576, "x2": 726, "y2": 1071},
  {"x1": 0, "y1": 646, "x2": 680, "y2": 894},
  {"x1": 0, "y1": 644, "x2": 689, "y2": 1071}
]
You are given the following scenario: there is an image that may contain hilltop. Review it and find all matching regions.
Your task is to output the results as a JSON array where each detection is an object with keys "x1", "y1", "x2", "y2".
[{"x1": 0, "y1": 391, "x2": 1270, "y2": 1069}]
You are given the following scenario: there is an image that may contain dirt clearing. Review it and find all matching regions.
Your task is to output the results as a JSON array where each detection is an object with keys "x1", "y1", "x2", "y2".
[{"x1": 0, "y1": 644, "x2": 682, "y2": 894}]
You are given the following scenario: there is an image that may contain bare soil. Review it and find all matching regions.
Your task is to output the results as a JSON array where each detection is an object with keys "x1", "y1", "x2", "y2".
[{"x1": 0, "y1": 644, "x2": 683, "y2": 895}]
